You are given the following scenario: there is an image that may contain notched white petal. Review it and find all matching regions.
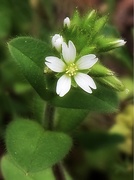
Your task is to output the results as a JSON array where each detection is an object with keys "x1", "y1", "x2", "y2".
[
  {"x1": 68, "y1": 41, "x2": 76, "y2": 62},
  {"x1": 45, "y1": 56, "x2": 65, "y2": 72},
  {"x1": 76, "y1": 54, "x2": 98, "y2": 69},
  {"x1": 62, "y1": 41, "x2": 76, "y2": 63},
  {"x1": 56, "y1": 75, "x2": 71, "y2": 97},
  {"x1": 74, "y1": 73, "x2": 97, "y2": 93},
  {"x1": 62, "y1": 42, "x2": 69, "y2": 63}
]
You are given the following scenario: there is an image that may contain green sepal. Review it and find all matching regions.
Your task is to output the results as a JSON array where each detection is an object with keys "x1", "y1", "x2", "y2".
[
  {"x1": 83, "y1": 10, "x2": 97, "y2": 30},
  {"x1": 79, "y1": 46, "x2": 97, "y2": 57},
  {"x1": 93, "y1": 15, "x2": 108, "y2": 35},
  {"x1": 89, "y1": 62, "x2": 114, "y2": 77},
  {"x1": 86, "y1": 10, "x2": 97, "y2": 22},
  {"x1": 71, "y1": 10, "x2": 80, "y2": 27},
  {"x1": 95, "y1": 75, "x2": 125, "y2": 91},
  {"x1": 97, "y1": 37, "x2": 124, "y2": 52}
]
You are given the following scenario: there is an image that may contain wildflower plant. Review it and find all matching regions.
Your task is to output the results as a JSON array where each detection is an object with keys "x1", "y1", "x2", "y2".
[{"x1": 3, "y1": 10, "x2": 127, "y2": 179}]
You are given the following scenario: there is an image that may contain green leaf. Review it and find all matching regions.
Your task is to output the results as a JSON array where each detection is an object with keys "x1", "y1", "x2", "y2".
[
  {"x1": 50, "y1": 84, "x2": 119, "y2": 112},
  {"x1": 8, "y1": 37, "x2": 53, "y2": 101},
  {"x1": 8, "y1": 37, "x2": 52, "y2": 70},
  {"x1": 56, "y1": 108, "x2": 89, "y2": 132},
  {"x1": 6, "y1": 119, "x2": 72, "y2": 172},
  {"x1": 75, "y1": 131, "x2": 124, "y2": 151},
  {"x1": 1, "y1": 155, "x2": 72, "y2": 180},
  {"x1": 1, "y1": 155, "x2": 55, "y2": 180}
]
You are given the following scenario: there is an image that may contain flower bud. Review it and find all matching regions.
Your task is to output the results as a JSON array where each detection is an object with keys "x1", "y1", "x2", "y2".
[
  {"x1": 96, "y1": 75, "x2": 125, "y2": 91},
  {"x1": 111, "y1": 40, "x2": 126, "y2": 47},
  {"x1": 89, "y1": 63, "x2": 114, "y2": 77},
  {"x1": 63, "y1": 17, "x2": 70, "y2": 28},
  {"x1": 97, "y1": 38, "x2": 126, "y2": 52},
  {"x1": 51, "y1": 34, "x2": 63, "y2": 52}
]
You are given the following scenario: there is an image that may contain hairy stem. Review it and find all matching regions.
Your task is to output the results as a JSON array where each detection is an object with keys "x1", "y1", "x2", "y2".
[
  {"x1": 44, "y1": 103, "x2": 55, "y2": 130},
  {"x1": 44, "y1": 104, "x2": 66, "y2": 180},
  {"x1": 52, "y1": 163, "x2": 66, "y2": 180}
]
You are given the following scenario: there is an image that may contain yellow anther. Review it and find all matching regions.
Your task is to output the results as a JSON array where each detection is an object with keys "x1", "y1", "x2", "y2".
[{"x1": 66, "y1": 63, "x2": 78, "y2": 76}]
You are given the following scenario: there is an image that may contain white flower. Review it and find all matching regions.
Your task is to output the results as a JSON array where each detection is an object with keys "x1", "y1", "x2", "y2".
[
  {"x1": 111, "y1": 39, "x2": 126, "y2": 47},
  {"x1": 63, "y1": 17, "x2": 70, "y2": 28},
  {"x1": 51, "y1": 34, "x2": 63, "y2": 52},
  {"x1": 45, "y1": 41, "x2": 98, "y2": 97}
]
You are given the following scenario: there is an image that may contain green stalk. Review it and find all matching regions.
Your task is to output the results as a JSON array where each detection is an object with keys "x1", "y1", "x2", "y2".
[{"x1": 44, "y1": 103, "x2": 66, "y2": 180}]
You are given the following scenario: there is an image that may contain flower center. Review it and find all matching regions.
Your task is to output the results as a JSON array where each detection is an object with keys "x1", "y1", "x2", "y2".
[{"x1": 66, "y1": 63, "x2": 78, "y2": 76}]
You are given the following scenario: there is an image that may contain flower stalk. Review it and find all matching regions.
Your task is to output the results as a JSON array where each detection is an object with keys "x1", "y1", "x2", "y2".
[
  {"x1": 44, "y1": 104, "x2": 66, "y2": 180},
  {"x1": 52, "y1": 163, "x2": 66, "y2": 180},
  {"x1": 44, "y1": 103, "x2": 55, "y2": 130}
]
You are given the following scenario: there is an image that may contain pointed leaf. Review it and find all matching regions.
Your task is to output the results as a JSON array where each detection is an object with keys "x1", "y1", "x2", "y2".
[{"x1": 8, "y1": 37, "x2": 53, "y2": 100}]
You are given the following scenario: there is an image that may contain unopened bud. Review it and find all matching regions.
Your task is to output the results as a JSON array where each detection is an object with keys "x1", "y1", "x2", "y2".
[
  {"x1": 63, "y1": 17, "x2": 70, "y2": 28},
  {"x1": 89, "y1": 63, "x2": 114, "y2": 77},
  {"x1": 51, "y1": 34, "x2": 63, "y2": 52},
  {"x1": 97, "y1": 38, "x2": 126, "y2": 52},
  {"x1": 96, "y1": 75, "x2": 125, "y2": 91}
]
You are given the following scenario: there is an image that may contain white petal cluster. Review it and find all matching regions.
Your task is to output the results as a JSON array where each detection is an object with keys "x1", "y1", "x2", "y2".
[{"x1": 45, "y1": 40, "x2": 98, "y2": 97}]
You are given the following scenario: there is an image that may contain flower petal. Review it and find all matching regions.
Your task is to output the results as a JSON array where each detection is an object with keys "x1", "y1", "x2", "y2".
[
  {"x1": 74, "y1": 73, "x2": 97, "y2": 93},
  {"x1": 62, "y1": 41, "x2": 76, "y2": 63},
  {"x1": 56, "y1": 75, "x2": 71, "y2": 97},
  {"x1": 45, "y1": 56, "x2": 66, "y2": 72},
  {"x1": 76, "y1": 54, "x2": 98, "y2": 69}
]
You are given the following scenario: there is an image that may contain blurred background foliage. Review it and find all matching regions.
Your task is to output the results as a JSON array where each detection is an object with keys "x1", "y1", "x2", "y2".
[{"x1": 0, "y1": 0, "x2": 133, "y2": 180}]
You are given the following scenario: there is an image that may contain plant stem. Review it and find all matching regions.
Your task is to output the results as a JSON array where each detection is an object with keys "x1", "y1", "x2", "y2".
[
  {"x1": 44, "y1": 103, "x2": 55, "y2": 130},
  {"x1": 52, "y1": 163, "x2": 66, "y2": 180},
  {"x1": 44, "y1": 103, "x2": 66, "y2": 180}
]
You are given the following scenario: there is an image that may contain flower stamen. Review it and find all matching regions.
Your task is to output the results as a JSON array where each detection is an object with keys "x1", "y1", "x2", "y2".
[{"x1": 66, "y1": 63, "x2": 78, "y2": 76}]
